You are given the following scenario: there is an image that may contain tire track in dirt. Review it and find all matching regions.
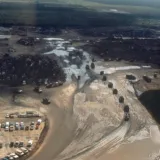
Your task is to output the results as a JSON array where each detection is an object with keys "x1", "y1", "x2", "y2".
[{"x1": 60, "y1": 121, "x2": 130, "y2": 160}]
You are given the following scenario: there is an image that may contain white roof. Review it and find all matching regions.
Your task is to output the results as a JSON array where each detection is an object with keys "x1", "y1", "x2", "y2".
[
  {"x1": 14, "y1": 155, "x2": 19, "y2": 158},
  {"x1": 21, "y1": 147, "x2": 27, "y2": 151},
  {"x1": 28, "y1": 140, "x2": 33, "y2": 144},
  {"x1": 16, "y1": 149, "x2": 23, "y2": 153},
  {"x1": 10, "y1": 153, "x2": 16, "y2": 156},
  {"x1": 38, "y1": 119, "x2": 42, "y2": 122}
]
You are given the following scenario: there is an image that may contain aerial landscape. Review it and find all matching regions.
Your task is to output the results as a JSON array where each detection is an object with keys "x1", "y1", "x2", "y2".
[{"x1": 0, "y1": 0, "x2": 160, "y2": 160}]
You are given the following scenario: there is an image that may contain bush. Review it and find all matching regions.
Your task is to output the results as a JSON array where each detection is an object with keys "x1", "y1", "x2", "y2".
[
  {"x1": 113, "y1": 89, "x2": 118, "y2": 94},
  {"x1": 119, "y1": 96, "x2": 124, "y2": 103},
  {"x1": 86, "y1": 65, "x2": 90, "y2": 70},
  {"x1": 102, "y1": 75, "x2": 107, "y2": 81},
  {"x1": 108, "y1": 82, "x2": 113, "y2": 88},
  {"x1": 91, "y1": 62, "x2": 95, "y2": 69},
  {"x1": 0, "y1": 54, "x2": 66, "y2": 86}
]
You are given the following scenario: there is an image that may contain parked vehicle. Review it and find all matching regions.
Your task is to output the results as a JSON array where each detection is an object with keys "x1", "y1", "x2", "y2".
[
  {"x1": 34, "y1": 86, "x2": 43, "y2": 93},
  {"x1": 9, "y1": 153, "x2": 19, "y2": 159},
  {"x1": 9, "y1": 114, "x2": 14, "y2": 118},
  {"x1": 30, "y1": 125, "x2": 34, "y2": 130},
  {"x1": 25, "y1": 126, "x2": 29, "y2": 130},
  {"x1": 20, "y1": 147, "x2": 28, "y2": 154},
  {"x1": 5, "y1": 122, "x2": 10, "y2": 127},
  {"x1": 20, "y1": 125, "x2": 24, "y2": 130},
  {"x1": 9, "y1": 125, "x2": 14, "y2": 131},
  {"x1": 1, "y1": 123, "x2": 5, "y2": 128},
  {"x1": 19, "y1": 142, "x2": 24, "y2": 147},
  {"x1": 27, "y1": 140, "x2": 33, "y2": 147},
  {"x1": 42, "y1": 98, "x2": 51, "y2": 105},
  {"x1": 0, "y1": 143, "x2": 3, "y2": 148},
  {"x1": 10, "y1": 142, "x2": 14, "y2": 148},
  {"x1": 30, "y1": 122, "x2": 35, "y2": 125},
  {"x1": 14, "y1": 141, "x2": 19, "y2": 148},
  {"x1": 15, "y1": 149, "x2": 24, "y2": 156},
  {"x1": 35, "y1": 125, "x2": 39, "y2": 130},
  {"x1": 37, "y1": 119, "x2": 42, "y2": 125},
  {"x1": 5, "y1": 114, "x2": 9, "y2": 118},
  {"x1": 5, "y1": 126, "x2": 9, "y2": 131},
  {"x1": 15, "y1": 122, "x2": 19, "y2": 130},
  {"x1": 14, "y1": 89, "x2": 23, "y2": 94}
]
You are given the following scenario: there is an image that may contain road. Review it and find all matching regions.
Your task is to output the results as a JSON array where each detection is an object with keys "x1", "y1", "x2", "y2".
[
  {"x1": 28, "y1": 83, "x2": 77, "y2": 160},
  {"x1": 28, "y1": 70, "x2": 130, "y2": 160}
]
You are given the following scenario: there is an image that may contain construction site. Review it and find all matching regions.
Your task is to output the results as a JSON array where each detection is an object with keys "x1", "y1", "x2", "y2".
[{"x1": 0, "y1": 26, "x2": 160, "y2": 160}]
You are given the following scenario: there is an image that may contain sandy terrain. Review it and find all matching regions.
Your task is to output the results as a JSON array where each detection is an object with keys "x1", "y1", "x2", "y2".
[{"x1": 0, "y1": 35, "x2": 160, "y2": 160}]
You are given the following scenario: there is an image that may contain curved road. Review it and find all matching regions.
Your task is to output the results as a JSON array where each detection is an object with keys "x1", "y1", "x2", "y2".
[{"x1": 28, "y1": 70, "x2": 131, "y2": 160}]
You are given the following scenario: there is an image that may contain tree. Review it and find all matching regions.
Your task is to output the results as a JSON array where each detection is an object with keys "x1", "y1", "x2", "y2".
[
  {"x1": 119, "y1": 96, "x2": 124, "y2": 103},
  {"x1": 113, "y1": 89, "x2": 118, "y2": 94},
  {"x1": 85, "y1": 65, "x2": 90, "y2": 70},
  {"x1": 108, "y1": 82, "x2": 113, "y2": 88},
  {"x1": 91, "y1": 62, "x2": 95, "y2": 69},
  {"x1": 102, "y1": 75, "x2": 107, "y2": 81}
]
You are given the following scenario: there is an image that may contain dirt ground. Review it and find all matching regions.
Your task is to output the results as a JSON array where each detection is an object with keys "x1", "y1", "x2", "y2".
[{"x1": 0, "y1": 30, "x2": 160, "y2": 160}]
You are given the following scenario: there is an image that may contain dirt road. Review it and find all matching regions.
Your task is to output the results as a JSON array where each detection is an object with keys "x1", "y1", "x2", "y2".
[
  {"x1": 28, "y1": 83, "x2": 77, "y2": 160},
  {"x1": 59, "y1": 121, "x2": 130, "y2": 160}
]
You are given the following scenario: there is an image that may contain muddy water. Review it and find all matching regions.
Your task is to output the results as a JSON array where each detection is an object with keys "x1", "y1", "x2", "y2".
[{"x1": 93, "y1": 138, "x2": 160, "y2": 160}]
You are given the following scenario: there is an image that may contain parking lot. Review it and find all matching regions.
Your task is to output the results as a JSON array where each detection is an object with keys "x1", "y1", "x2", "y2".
[{"x1": 0, "y1": 110, "x2": 45, "y2": 159}]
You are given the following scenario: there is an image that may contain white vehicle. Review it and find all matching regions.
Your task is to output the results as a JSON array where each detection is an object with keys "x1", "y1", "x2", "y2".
[
  {"x1": 18, "y1": 89, "x2": 23, "y2": 93},
  {"x1": 39, "y1": 88, "x2": 43, "y2": 93},
  {"x1": 27, "y1": 140, "x2": 33, "y2": 147},
  {"x1": 15, "y1": 122, "x2": 19, "y2": 125},
  {"x1": 5, "y1": 114, "x2": 10, "y2": 118},
  {"x1": 9, "y1": 153, "x2": 19, "y2": 159},
  {"x1": 15, "y1": 149, "x2": 24, "y2": 156},
  {"x1": 20, "y1": 147, "x2": 29, "y2": 153},
  {"x1": 5, "y1": 126, "x2": 9, "y2": 131},
  {"x1": 22, "y1": 80, "x2": 26, "y2": 85},
  {"x1": 9, "y1": 125, "x2": 14, "y2": 131},
  {"x1": 5, "y1": 122, "x2": 10, "y2": 126},
  {"x1": 37, "y1": 119, "x2": 42, "y2": 125}
]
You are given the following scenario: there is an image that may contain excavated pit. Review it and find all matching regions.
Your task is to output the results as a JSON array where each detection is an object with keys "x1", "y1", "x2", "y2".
[{"x1": 139, "y1": 90, "x2": 160, "y2": 124}]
